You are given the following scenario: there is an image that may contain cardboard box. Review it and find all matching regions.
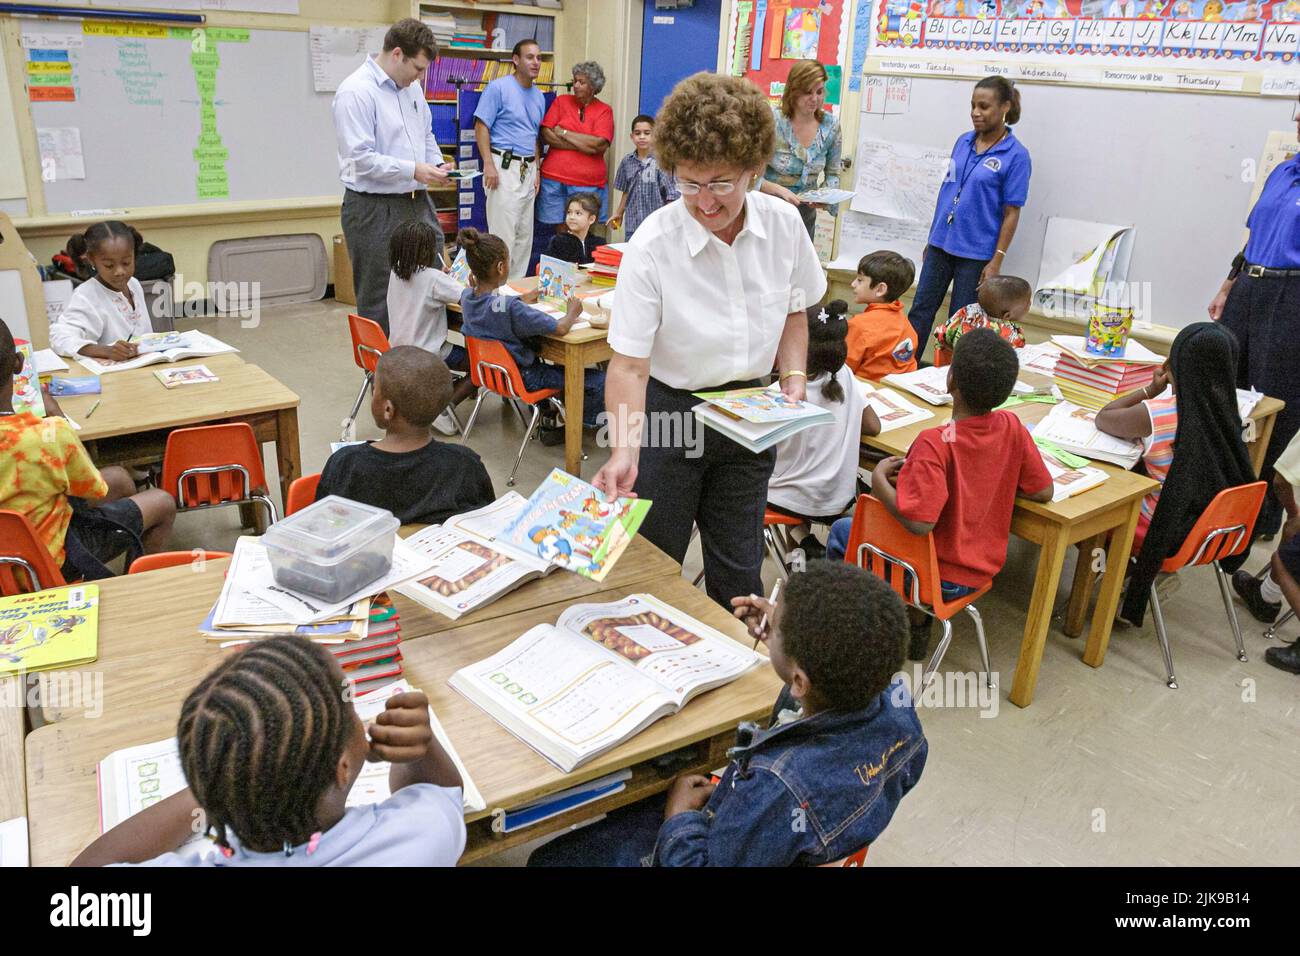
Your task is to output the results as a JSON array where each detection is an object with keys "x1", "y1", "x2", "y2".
[{"x1": 333, "y1": 234, "x2": 355, "y2": 306}]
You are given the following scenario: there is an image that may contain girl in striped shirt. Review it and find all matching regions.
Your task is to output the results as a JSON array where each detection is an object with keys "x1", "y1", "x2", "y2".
[{"x1": 1095, "y1": 362, "x2": 1177, "y2": 547}]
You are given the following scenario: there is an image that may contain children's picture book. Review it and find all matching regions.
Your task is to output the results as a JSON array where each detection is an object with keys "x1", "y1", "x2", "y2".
[
  {"x1": 97, "y1": 679, "x2": 484, "y2": 860},
  {"x1": 48, "y1": 375, "x2": 101, "y2": 396},
  {"x1": 449, "y1": 594, "x2": 761, "y2": 772},
  {"x1": 154, "y1": 364, "x2": 219, "y2": 389},
  {"x1": 74, "y1": 330, "x2": 238, "y2": 375},
  {"x1": 694, "y1": 384, "x2": 819, "y2": 424},
  {"x1": 796, "y1": 187, "x2": 856, "y2": 206},
  {"x1": 537, "y1": 254, "x2": 578, "y2": 306},
  {"x1": 0, "y1": 585, "x2": 99, "y2": 678},
  {"x1": 397, "y1": 497, "x2": 556, "y2": 619},
  {"x1": 11, "y1": 343, "x2": 46, "y2": 418},
  {"x1": 450, "y1": 248, "x2": 471, "y2": 285},
  {"x1": 1031, "y1": 401, "x2": 1143, "y2": 469},
  {"x1": 855, "y1": 379, "x2": 935, "y2": 433},
  {"x1": 883, "y1": 365, "x2": 953, "y2": 406},
  {"x1": 1051, "y1": 334, "x2": 1163, "y2": 368},
  {"x1": 692, "y1": 400, "x2": 836, "y2": 454},
  {"x1": 501, "y1": 469, "x2": 651, "y2": 582},
  {"x1": 447, "y1": 168, "x2": 481, "y2": 181}
]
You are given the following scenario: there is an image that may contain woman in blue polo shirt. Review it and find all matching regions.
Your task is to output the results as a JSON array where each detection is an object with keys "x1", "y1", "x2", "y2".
[
  {"x1": 908, "y1": 77, "x2": 1030, "y2": 348},
  {"x1": 1210, "y1": 96, "x2": 1300, "y2": 536}
]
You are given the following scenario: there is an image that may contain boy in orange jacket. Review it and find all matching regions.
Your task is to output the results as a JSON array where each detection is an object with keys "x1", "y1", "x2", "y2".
[{"x1": 846, "y1": 250, "x2": 918, "y2": 380}]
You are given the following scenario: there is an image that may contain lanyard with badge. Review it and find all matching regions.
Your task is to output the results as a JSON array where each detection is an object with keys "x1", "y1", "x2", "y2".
[{"x1": 946, "y1": 129, "x2": 1006, "y2": 226}]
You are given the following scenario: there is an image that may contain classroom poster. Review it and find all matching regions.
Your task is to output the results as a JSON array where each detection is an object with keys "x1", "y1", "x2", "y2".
[
  {"x1": 727, "y1": 0, "x2": 852, "y2": 107},
  {"x1": 869, "y1": 0, "x2": 1300, "y2": 87}
]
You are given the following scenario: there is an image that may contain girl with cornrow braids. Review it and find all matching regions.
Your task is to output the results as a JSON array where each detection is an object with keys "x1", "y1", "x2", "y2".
[{"x1": 73, "y1": 637, "x2": 465, "y2": 866}]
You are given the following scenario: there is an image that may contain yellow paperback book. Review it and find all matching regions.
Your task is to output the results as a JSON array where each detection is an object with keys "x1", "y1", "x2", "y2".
[{"x1": 0, "y1": 584, "x2": 99, "y2": 677}]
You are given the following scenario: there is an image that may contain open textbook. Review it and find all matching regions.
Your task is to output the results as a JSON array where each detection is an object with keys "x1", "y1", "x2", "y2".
[
  {"x1": 98, "y1": 680, "x2": 483, "y2": 861},
  {"x1": 449, "y1": 594, "x2": 761, "y2": 773},
  {"x1": 1031, "y1": 401, "x2": 1143, "y2": 469},
  {"x1": 855, "y1": 379, "x2": 934, "y2": 433},
  {"x1": 75, "y1": 330, "x2": 238, "y2": 375},
  {"x1": 1038, "y1": 452, "x2": 1109, "y2": 502},
  {"x1": 397, "y1": 493, "x2": 557, "y2": 620},
  {"x1": 883, "y1": 365, "x2": 953, "y2": 406}
]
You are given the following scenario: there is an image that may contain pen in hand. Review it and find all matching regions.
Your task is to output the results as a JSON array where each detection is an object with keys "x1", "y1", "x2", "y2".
[{"x1": 754, "y1": 578, "x2": 782, "y2": 650}]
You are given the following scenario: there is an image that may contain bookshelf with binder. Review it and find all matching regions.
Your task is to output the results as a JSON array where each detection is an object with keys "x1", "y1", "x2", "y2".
[{"x1": 420, "y1": 1, "x2": 565, "y2": 240}]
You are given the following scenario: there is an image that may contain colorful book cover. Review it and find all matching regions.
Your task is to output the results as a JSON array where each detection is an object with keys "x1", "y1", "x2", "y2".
[
  {"x1": 692, "y1": 385, "x2": 818, "y2": 424},
  {"x1": 501, "y1": 468, "x2": 652, "y2": 581},
  {"x1": 449, "y1": 248, "x2": 471, "y2": 285},
  {"x1": 154, "y1": 364, "x2": 219, "y2": 388},
  {"x1": 48, "y1": 376, "x2": 102, "y2": 396},
  {"x1": 0, "y1": 584, "x2": 99, "y2": 677},
  {"x1": 12, "y1": 343, "x2": 46, "y2": 418},
  {"x1": 135, "y1": 331, "x2": 187, "y2": 354},
  {"x1": 538, "y1": 254, "x2": 578, "y2": 307}
]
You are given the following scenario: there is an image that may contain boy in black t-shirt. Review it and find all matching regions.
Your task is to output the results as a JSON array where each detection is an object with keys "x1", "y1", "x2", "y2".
[{"x1": 316, "y1": 346, "x2": 494, "y2": 525}]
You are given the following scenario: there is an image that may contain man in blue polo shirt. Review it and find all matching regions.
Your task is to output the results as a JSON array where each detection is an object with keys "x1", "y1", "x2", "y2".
[{"x1": 474, "y1": 40, "x2": 546, "y2": 280}]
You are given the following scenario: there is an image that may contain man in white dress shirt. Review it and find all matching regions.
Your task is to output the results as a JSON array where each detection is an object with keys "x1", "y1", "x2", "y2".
[{"x1": 333, "y1": 19, "x2": 451, "y2": 334}]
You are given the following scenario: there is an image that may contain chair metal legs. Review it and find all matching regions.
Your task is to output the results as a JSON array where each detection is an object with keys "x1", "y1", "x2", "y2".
[
  {"x1": 1213, "y1": 561, "x2": 1248, "y2": 663},
  {"x1": 461, "y1": 387, "x2": 488, "y2": 442},
  {"x1": 1265, "y1": 607, "x2": 1296, "y2": 641},
  {"x1": 917, "y1": 605, "x2": 993, "y2": 691},
  {"x1": 1147, "y1": 584, "x2": 1178, "y2": 689},
  {"x1": 347, "y1": 371, "x2": 373, "y2": 424},
  {"x1": 509, "y1": 404, "x2": 543, "y2": 486},
  {"x1": 765, "y1": 528, "x2": 791, "y2": 582}
]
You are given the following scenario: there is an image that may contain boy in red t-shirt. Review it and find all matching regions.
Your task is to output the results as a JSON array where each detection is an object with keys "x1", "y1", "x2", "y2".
[
  {"x1": 828, "y1": 329, "x2": 1053, "y2": 659},
  {"x1": 845, "y1": 250, "x2": 918, "y2": 380}
]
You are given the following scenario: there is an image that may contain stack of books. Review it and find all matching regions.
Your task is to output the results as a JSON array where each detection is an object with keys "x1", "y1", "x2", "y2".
[
  {"x1": 1050, "y1": 335, "x2": 1162, "y2": 411},
  {"x1": 450, "y1": 12, "x2": 488, "y2": 48},
  {"x1": 200, "y1": 535, "x2": 439, "y2": 694},
  {"x1": 423, "y1": 12, "x2": 456, "y2": 46},
  {"x1": 584, "y1": 243, "x2": 625, "y2": 287},
  {"x1": 691, "y1": 384, "x2": 835, "y2": 453}
]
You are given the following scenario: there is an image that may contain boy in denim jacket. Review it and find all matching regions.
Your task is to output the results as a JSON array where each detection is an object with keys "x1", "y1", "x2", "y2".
[{"x1": 529, "y1": 562, "x2": 927, "y2": 867}]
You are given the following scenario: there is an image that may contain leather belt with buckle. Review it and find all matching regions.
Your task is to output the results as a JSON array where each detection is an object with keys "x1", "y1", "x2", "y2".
[{"x1": 1245, "y1": 263, "x2": 1300, "y2": 279}]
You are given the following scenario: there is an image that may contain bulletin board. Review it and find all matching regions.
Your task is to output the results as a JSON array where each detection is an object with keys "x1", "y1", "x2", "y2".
[{"x1": 727, "y1": 0, "x2": 852, "y2": 104}]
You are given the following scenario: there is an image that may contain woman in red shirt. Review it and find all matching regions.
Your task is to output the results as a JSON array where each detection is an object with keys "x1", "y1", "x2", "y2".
[{"x1": 534, "y1": 61, "x2": 614, "y2": 271}]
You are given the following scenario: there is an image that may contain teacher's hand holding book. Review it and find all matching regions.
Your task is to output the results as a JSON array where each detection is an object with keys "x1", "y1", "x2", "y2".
[{"x1": 414, "y1": 162, "x2": 452, "y2": 185}]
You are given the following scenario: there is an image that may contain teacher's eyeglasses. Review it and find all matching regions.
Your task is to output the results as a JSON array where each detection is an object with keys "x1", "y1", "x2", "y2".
[{"x1": 673, "y1": 174, "x2": 747, "y2": 196}]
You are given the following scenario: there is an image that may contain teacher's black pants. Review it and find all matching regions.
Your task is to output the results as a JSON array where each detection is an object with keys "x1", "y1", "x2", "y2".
[
  {"x1": 341, "y1": 188, "x2": 442, "y2": 335},
  {"x1": 634, "y1": 377, "x2": 776, "y2": 610},
  {"x1": 1221, "y1": 272, "x2": 1300, "y2": 535}
]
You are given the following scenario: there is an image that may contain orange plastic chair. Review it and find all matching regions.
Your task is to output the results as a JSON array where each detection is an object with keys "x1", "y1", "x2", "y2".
[
  {"x1": 128, "y1": 550, "x2": 232, "y2": 574},
  {"x1": 286, "y1": 473, "x2": 322, "y2": 516},
  {"x1": 161, "y1": 422, "x2": 278, "y2": 526},
  {"x1": 1145, "y1": 481, "x2": 1266, "y2": 689},
  {"x1": 820, "y1": 845, "x2": 870, "y2": 868},
  {"x1": 842, "y1": 494, "x2": 995, "y2": 690},
  {"x1": 345, "y1": 313, "x2": 390, "y2": 425},
  {"x1": 0, "y1": 510, "x2": 66, "y2": 596},
  {"x1": 461, "y1": 336, "x2": 564, "y2": 486}
]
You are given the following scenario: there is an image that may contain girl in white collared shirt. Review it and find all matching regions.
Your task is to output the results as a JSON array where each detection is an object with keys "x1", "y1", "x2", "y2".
[{"x1": 50, "y1": 221, "x2": 152, "y2": 359}]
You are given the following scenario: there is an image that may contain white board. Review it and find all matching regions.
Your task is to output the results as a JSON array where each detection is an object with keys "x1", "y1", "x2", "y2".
[
  {"x1": 22, "y1": 21, "x2": 347, "y2": 212},
  {"x1": 842, "y1": 74, "x2": 1289, "y2": 329}
]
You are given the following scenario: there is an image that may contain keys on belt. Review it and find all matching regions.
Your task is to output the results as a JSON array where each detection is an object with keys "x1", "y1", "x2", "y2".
[{"x1": 492, "y1": 148, "x2": 535, "y2": 183}]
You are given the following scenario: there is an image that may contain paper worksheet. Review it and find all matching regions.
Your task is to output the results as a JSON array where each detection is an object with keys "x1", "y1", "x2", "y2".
[
  {"x1": 309, "y1": 24, "x2": 389, "y2": 93},
  {"x1": 36, "y1": 127, "x2": 86, "y2": 181},
  {"x1": 0, "y1": 817, "x2": 28, "y2": 868}
]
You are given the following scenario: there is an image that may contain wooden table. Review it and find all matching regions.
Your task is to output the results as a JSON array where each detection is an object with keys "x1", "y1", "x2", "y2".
[
  {"x1": 52, "y1": 353, "x2": 302, "y2": 508},
  {"x1": 860, "y1": 378, "x2": 1158, "y2": 708},
  {"x1": 1248, "y1": 395, "x2": 1285, "y2": 476},
  {"x1": 447, "y1": 278, "x2": 612, "y2": 479},
  {"x1": 0, "y1": 677, "x2": 26, "y2": 826},
  {"x1": 24, "y1": 577, "x2": 779, "y2": 867},
  {"x1": 35, "y1": 534, "x2": 681, "y2": 724}
]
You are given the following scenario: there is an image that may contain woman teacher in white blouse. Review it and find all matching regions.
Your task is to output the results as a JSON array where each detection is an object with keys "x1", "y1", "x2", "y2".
[{"x1": 592, "y1": 73, "x2": 826, "y2": 607}]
